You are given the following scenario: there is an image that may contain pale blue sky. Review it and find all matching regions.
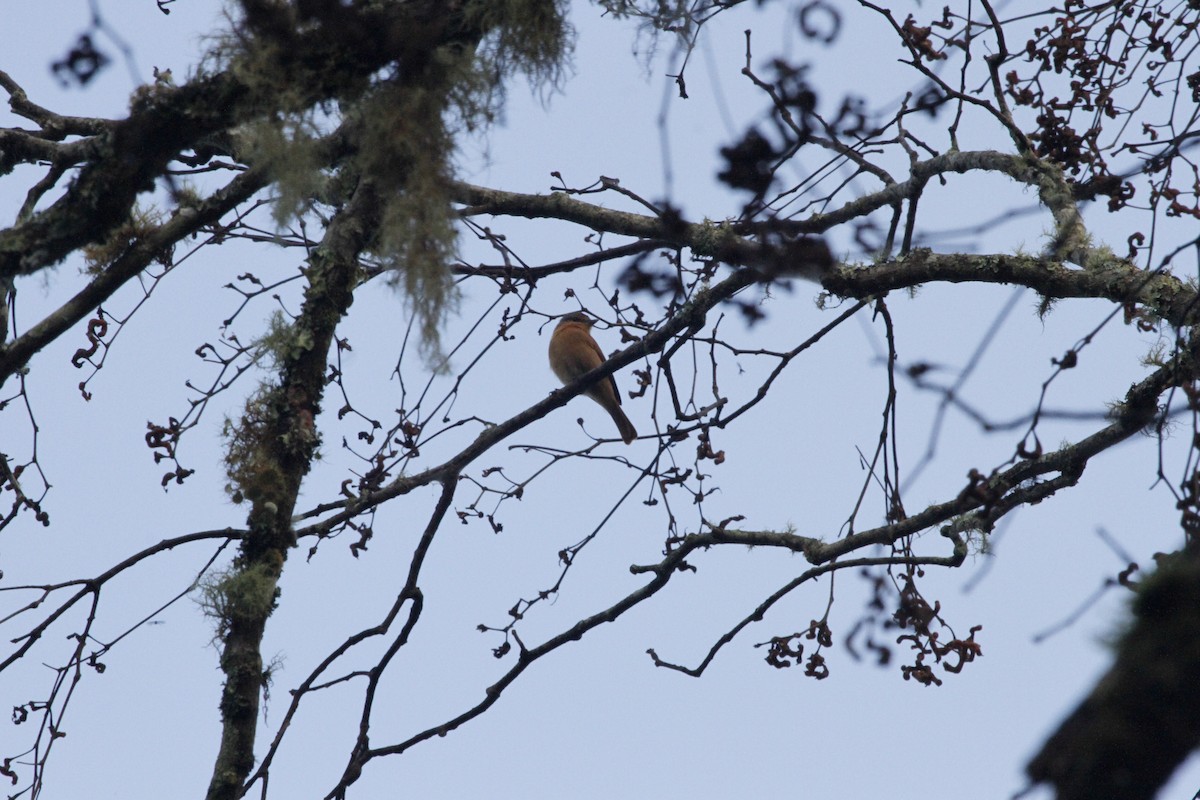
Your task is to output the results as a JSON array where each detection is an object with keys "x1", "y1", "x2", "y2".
[{"x1": 1, "y1": 2, "x2": 1196, "y2": 798}]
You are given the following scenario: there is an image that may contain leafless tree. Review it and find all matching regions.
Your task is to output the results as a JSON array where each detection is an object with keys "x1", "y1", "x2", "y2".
[{"x1": 2, "y1": 2, "x2": 1199, "y2": 799}]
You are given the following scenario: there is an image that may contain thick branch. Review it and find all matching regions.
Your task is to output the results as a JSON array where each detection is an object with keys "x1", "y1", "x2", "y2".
[
  {"x1": 822, "y1": 250, "x2": 1197, "y2": 327},
  {"x1": 0, "y1": 1, "x2": 471, "y2": 281},
  {"x1": 0, "y1": 69, "x2": 115, "y2": 138},
  {"x1": 1027, "y1": 545, "x2": 1200, "y2": 800},
  {"x1": 452, "y1": 180, "x2": 836, "y2": 279},
  {"x1": 0, "y1": 166, "x2": 269, "y2": 390},
  {"x1": 453, "y1": 149, "x2": 1087, "y2": 260},
  {"x1": 205, "y1": 179, "x2": 377, "y2": 800}
]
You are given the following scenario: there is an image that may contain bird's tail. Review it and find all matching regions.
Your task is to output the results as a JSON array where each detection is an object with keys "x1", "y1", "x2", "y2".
[{"x1": 611, "y1": 407, "x2": 637, "y2": 445}]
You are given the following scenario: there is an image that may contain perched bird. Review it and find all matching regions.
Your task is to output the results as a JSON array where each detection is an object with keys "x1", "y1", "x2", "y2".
[{"x1": 548, "y1": 311, "x2": 637, "y2": 444}]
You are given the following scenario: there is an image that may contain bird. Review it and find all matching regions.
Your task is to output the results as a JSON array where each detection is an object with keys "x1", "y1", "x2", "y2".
[{"x1": 548, "y1": 311, "x2": 638, "y2": 444}]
